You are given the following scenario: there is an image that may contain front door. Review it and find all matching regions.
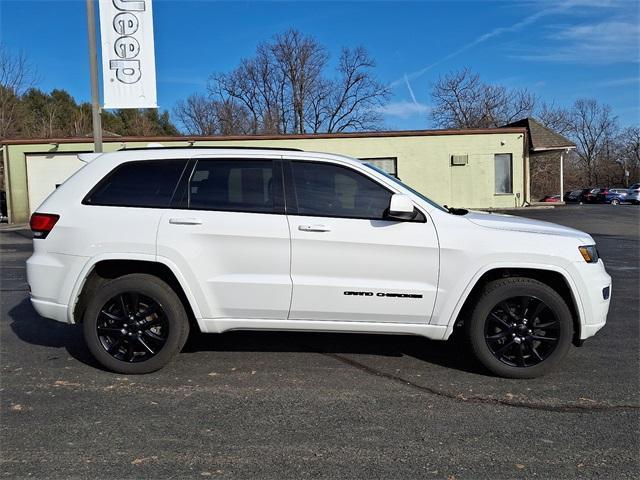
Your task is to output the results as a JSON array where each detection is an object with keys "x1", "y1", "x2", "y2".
[
  {"x1": 285, "y1": 159, "x2": 439, "y2": 324},
  {"x1": 156, "y1": 157, "x2": 291, "y2": 320}
]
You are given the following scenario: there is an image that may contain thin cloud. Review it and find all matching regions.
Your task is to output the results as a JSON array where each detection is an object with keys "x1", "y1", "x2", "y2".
[
  {"x1": 597, "y1": 76, "x2": 640, "y2": 87},
  {"x1": 514, "y1": 20, "x2": 639, "y2": 64},
  {"x1": 377, "y1": 101, "x2": 430, "y2": 119},
  {"x1": 390, "y1": 0, "x2": 586, "y2": 88}
]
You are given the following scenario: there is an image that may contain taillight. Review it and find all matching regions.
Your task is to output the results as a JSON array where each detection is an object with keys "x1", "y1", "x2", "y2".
[{"x1": 30, "y1": 213, "x2": 59, "y2": 239}]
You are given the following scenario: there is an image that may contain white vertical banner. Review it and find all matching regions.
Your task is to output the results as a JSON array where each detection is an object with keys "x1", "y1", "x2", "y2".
[{"x1": 98, "y1": 0, "x2": 157, "y2": 108}]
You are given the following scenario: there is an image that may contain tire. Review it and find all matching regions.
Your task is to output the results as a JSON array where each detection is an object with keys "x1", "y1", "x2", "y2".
[
  {"x1": 466, "y1": 277, "x2": 573, "y2": 379},
  {"x1": 611, "y1": 199, "x2": 620, "y2": 206},
  {"x1": 83, "y1": 274, "x2": 189, "y2": 374}
]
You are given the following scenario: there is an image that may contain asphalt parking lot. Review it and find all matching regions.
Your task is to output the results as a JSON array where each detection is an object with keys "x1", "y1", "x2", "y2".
[{"x1": 1, "y1": 205, "x2": 638, "y2": 479}]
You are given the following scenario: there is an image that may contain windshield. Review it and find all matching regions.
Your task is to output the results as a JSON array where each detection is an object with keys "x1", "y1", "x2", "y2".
[{"x1": 363, "y1": 163, "x2": 449, "y2": 213}]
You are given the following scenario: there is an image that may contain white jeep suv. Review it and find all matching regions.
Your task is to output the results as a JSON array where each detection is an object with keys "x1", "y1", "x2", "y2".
[{"x1": 26, "y1": 147, "x2": 611, "y2": 378}]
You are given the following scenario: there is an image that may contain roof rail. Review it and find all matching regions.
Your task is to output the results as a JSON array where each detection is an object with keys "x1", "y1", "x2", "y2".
[{"x1": 117, "y1": 145, "x2": 304, "y2": 152}]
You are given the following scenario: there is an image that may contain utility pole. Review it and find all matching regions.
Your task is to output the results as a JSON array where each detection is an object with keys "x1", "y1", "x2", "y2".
[{"x1": 86, "y1": 0, "x2": 102, "y2": 152}]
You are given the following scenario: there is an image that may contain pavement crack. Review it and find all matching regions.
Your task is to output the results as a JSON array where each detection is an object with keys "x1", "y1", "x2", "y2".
[{"x1": 322, "y1": 351, "x2": 640, "y2": 413}]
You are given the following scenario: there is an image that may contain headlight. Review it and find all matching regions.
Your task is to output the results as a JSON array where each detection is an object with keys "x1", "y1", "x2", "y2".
[{"x1": 579, "y1": 245, "x2": 599, "y2": 263}]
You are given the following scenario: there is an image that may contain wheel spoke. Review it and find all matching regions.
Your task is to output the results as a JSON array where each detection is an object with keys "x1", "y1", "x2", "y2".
[
  {"x1": 494, "y1": 339, "x2": 516, "y2": 356},
  {"x1": 119, "y1": 294, "x2": 128, "y2": 317},
  {"x1": 107, "y1": 338, "x2": 123, "y2": 354},
  {"x1": 521, "y1": 296, "x2": 532, "y2": 318},
  {"x1": 136, "y1": 336, "x2": 155, "y2": 355},
  {"x1": 124, "y1": 342, "x2": 136, "y2": 362},
  {"x1": 100, "y1": 309, "x2": 123, "y2": 322},
  {"x1": 517, "y1": 343, "x2": 526, "y2": 366},
  {"x1": 529, "y1": 343, "x2": 544, "y2": 361},
  {"x1": 486, "y1": 332, "x2": 509, "y2": 342},
  {"x1": 143, "y1": 329, "x2": 165, "y2": 342},
  {"x1": 138, "y1": 304, "x2": 158, "y2": 318},
  {"x1": 489, "y1": 312, "x2": 511, "y2": 329},
  {"x1": 535, "y1": 320, "x2": 559, "y2": 329},
  {"x1": 499, "y1": 301, "x2": 520, "y2": 321},
  {"x1": 531, "y1": 334, "x2": 558, "y2": 343},
  {"x1": 529, "y1": 301, "x2": 547, "y2": 322},
  {"x1": 98, "y1": 327, "x2": 124, "y2": 336}
]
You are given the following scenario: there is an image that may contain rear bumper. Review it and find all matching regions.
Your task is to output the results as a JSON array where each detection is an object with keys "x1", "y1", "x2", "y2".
[
  {"x1": 30, "y1": 298, "x2": 69, "y2": 323},
  {"x1": 26, "y1": 250, "x2": 88, "y2": 324}
]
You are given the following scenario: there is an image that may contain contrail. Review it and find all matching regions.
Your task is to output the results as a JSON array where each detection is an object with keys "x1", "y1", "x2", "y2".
[
  {"x1": 404, "y1": 74, "x2": 419, "y2": 105},
  {"x1": 390, "y1": 1, "x2": 586, "y2": 88}
]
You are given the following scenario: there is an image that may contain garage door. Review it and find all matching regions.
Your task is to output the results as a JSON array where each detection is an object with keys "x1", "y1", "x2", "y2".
[{"x1": 26, "y1": 153, "x2": 85, "y2": 214}]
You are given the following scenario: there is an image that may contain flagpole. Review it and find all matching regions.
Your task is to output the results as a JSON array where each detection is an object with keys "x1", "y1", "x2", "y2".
[{"x1": 86, "y1": 0, "x2": 103, "y2": 153}]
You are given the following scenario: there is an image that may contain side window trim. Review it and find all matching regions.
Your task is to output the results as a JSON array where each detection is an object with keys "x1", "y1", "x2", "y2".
[{"x1": 282, "y1": 159, "x2": 425, "y2": 222}]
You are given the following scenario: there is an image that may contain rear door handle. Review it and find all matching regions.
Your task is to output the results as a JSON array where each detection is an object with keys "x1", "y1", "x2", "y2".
[
  {"x1": 169, "y1": 218, "x2": 202, "y2": 225},
  {"x1": 298, "y1": 224, "x2": 331, "y2": 232}
]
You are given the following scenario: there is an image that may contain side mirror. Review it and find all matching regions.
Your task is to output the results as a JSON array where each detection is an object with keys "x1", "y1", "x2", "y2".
[{"x1": 387, "y1": 193, "x2": 417, "y2": 220}]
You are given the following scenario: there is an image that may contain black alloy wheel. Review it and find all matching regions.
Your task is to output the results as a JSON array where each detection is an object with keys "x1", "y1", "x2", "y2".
[
  {"x1": 484, "y1": 296, "x2": 560, "y2": 368},
  {"x1": 97, "y1": 292, "x2": 169, "y2": 363}
]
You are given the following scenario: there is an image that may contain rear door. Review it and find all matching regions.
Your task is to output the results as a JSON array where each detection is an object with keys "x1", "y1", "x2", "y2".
[
  {"x1": 156, "y1": 156, "x2": 292, "y2": 320},
  {"x1": 284, "y1": 158, "x2": 440, "y2": 324}
]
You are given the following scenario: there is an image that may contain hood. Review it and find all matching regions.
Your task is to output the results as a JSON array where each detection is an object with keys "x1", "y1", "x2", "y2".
[{"x1": 465, "y1": 210, "x2": 593, "y2": 243}]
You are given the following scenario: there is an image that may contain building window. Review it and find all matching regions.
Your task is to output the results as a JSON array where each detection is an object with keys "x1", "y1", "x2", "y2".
[
  {"x1": 494, "y1": 154, "x2": 513, "y2": 194},
  {"x1": 359, "y1": 157, "x2": 397, "y2": 177}
]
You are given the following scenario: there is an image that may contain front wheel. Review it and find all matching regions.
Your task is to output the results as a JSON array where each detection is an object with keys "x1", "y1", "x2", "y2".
[
  {"x1": 611, "y1": 198, "x2": 620, "y2": 205},
  {"x1": 466, "y1": 277, "x2": 573, "y2": 378},
  {"x1": 83, "y1": 274, "x2": 189, "y2": 374}
]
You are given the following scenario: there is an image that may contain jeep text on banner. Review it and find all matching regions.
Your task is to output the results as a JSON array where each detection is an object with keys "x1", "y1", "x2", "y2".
[{"x1": 98, "y1": 0, "x2": 157, "y2": 109}]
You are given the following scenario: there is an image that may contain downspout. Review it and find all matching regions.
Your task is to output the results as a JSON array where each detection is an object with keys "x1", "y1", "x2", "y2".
[
  {"x1": 521, "y1": 132, "x2": 530, "y2": 206},
  {"x1": 1, "y1": 144, "x2": 11, "y2": 224}
]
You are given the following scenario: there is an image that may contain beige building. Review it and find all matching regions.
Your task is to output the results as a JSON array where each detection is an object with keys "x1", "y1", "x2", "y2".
[{"x1": 2, "y1": 127, "x2": 536, "y2": 224}]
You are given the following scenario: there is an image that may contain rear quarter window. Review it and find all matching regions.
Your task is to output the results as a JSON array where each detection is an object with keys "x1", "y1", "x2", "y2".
[{"x1": 84, "y1": 160, "x2": 187, "y2": 207}]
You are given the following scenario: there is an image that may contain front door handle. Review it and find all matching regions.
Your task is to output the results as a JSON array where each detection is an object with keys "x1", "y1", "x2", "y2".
[
  {"x1": 169, "y1": 218, "x2": 202, "y2": 225},
  {"x1": 298, "y1": 224, "x2": 331, "y2": 232}
]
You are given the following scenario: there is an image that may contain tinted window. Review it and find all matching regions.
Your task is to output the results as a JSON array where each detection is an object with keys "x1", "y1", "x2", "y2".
[
  {"x1": 494, "y1": 154, "x2": 513, "y2": 194},
  {"x1": 291, "y1": 162, "x2": 392, "y2": 219},
  {"x1": 86, "y1": 160, "x2": 187, "y2": 207},
  {"x1": 188, "y1": 159, "x2": 274, "y2": 213}
]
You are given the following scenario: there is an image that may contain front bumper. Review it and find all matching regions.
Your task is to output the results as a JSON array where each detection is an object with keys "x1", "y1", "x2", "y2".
[{"x1": 571, "y1": 260, "x2": 611, "y2": 340}]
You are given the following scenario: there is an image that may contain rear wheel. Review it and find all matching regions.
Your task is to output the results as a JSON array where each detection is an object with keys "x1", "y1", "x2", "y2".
[
  {"x1": 611, "y1": 198, "x2": 620, "y2": 205},
  {"x1": 466, "y1": 277, "x2": 573, "y2": 378},
  {"x1": 83, "y1": 274, "x2": 189, "y2": 374}
]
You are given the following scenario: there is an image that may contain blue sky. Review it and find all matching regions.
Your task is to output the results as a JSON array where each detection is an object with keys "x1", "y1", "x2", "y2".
[{"x1": 1, "y1": 0, "x2": 638, "y2": 130}]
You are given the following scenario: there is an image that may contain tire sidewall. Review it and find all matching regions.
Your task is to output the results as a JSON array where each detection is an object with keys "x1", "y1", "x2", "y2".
[
  {"x1": 468, "y1": 279, "x2": 573, "y2": 379},
  {"x1": 83, "y1": 274, "x2": 189, "y2": 374}
]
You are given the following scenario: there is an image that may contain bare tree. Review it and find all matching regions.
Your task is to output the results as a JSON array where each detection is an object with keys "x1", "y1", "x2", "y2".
[
  {"x1": 174, "y1": 93, "x2": 219, "y2": 136},
  {"x1": 271, "y1": 29, "x2": 327, "y2": 134},
  {"x1": 189, "y1": 29, "x2": 388, "y2": 135},
  {"x1": 321, "y1": 47, "x2": 390, "y2": 133},
  {"x1": 616, "y1": 126, "x2": 640, "y2": 187},
  {"x1": 537, "y1": 102, "x2": 572, "y2": 135},
  {"x1": 430, "y1": 68, "x2": 536, "y2": 129},
  {"x1": 0, "y1": 45, "x2": 37, "y2": 138},
  {"x1": 569, "y1": 99, "x2": 618, "y2": 186}
]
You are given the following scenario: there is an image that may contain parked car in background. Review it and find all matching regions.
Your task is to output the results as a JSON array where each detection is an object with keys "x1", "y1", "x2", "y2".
[
  {"x1": 627, "y1": 183, "x2": 640, "y2": 205},
  {"x1": 581, "y1": 188, "x2": 600, "y2": 203},
  {"x1": 539, "y1": 195, "x2": 561, "y2": 203},
  {"x1": 564, "y1": 190, "x2": 583, "y2": 203},
  {"x1": 596, "y1": 188, "x2": 628, "y2": 205}
]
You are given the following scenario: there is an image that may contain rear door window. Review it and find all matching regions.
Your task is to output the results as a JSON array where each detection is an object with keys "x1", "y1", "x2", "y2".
[
  {"x1": 185, "y1": 159, "x2": 276, "y2": 214},
  {"x1": 84, "y1": 160, "x2": 187, "y2": 207}
]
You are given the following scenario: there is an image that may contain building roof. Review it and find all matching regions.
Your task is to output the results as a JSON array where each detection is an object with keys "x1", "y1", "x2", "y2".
[
  {"x1": 503, "y1": 118, "x2": 575, "y2": 151},
  {"x1": 0, "y1": 126, "x2": 527, "y2": 146}
]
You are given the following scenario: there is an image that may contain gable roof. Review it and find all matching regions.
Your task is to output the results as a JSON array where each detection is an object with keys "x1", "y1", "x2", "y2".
[{"x1": 503, "y1": 117, "x2": 575, "y2": 151}]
